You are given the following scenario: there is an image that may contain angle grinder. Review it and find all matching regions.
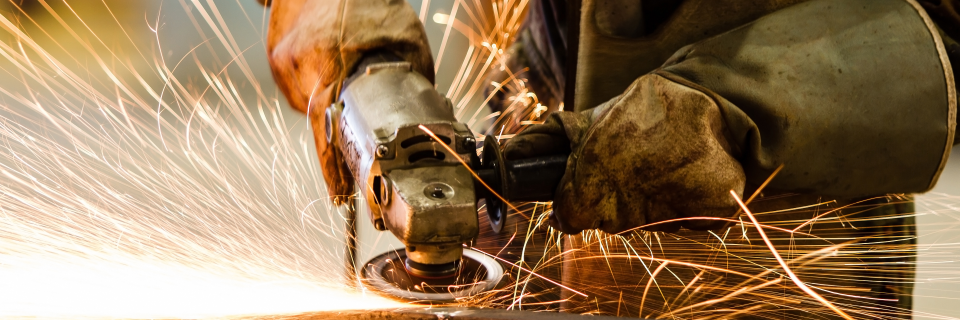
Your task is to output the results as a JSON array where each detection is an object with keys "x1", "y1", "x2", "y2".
[{"x1": 329, "y1": 52, "x2": 567, "y2": 301}]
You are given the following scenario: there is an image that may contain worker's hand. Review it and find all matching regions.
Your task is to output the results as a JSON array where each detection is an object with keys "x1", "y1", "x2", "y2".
[
  {"x1": 506, "y1": 0, "x2": 960, "y2": 234},
  {"x1": 505, "y1": 73, "x2": 746, "y2": 234},
  {"x1": 266, "y1": 0, "x2": 434, "y2": 200}
]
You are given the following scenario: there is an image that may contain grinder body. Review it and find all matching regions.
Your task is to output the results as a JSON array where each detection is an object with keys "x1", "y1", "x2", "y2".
[
  {"x1": 333, "y1": 53, "x2": 568, "y2": 280},
  {"x1": 331, "y1": 57, "x2": 480, "y2": 271}
]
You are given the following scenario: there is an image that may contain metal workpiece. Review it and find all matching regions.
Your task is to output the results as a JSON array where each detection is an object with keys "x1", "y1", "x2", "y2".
[
  {"x1": 499, "y1": 156, "x2": 568, "y2": 201},
  {"x1": 245, "y1": 307, "x2": 628, "y2": 320}
]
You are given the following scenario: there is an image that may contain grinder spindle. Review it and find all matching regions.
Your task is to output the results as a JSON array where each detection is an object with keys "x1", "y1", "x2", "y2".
[{"x1": 474, "y1": 135, "x2": 568, "y2": 233}]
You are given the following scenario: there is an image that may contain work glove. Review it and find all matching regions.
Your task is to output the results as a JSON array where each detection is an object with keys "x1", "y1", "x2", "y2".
[
  {"x1": 265, "y1": 0, "x2": 434, "y2": 202},
  {"x1": 505, "y1": 75, "x2": 746, "y2": 234},
  {"x1": 507, "y1": 0, "x2": 958, "y2": 234}
]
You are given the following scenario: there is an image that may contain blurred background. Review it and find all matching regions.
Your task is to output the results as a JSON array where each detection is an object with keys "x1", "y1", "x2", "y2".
[{"x1": 0, "y1": 0, "x2": 956, "y2": 318}]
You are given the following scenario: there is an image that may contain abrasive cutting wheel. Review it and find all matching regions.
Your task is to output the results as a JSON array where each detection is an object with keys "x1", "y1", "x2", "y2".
[{"x1": 361, "y1": 248, "x2": 504, "y2": 302}]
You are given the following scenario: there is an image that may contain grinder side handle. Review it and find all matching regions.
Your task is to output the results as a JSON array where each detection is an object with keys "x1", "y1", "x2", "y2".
[{"x1": 476, "y1": 135, "x2": 568, "y2": 233}]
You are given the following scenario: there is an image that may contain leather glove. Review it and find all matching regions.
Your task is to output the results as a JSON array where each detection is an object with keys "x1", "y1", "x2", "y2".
[
  {"x1": 505, "y1": 75, "x2": 746, "y2": 234},
  {"x1": 506, "y1": 0, "x2": 957, "y2": 234},
  {"x1": 266, "y1": 0, "x2": 434, "y2": 202}
]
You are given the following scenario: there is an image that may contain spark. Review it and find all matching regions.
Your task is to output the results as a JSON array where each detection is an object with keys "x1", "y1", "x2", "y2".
[
  {"x1": 0, "y1": 256, "x2": 406, "y2": 319},
  {"x1": 731, "y1": 190, "x2": 855, "y2": 320},
  {"x1": 469, "y1": 244, "x2": 587, "y2": 298},
  {"x1": 638, "y1": 261, "x2": 669, "y2": 318},
  {"x1": 0, "y1": 1, "x2": 413, "y2": 317},
  {"x1": 0, "y1": 0, "x2": 958, "y2": 319},
  {"x1": 792, "y1": 196, "x2": 893, "y2": 232},
  {"x1": 432, "y1": 12, "x2": 450, "y2": 25}
]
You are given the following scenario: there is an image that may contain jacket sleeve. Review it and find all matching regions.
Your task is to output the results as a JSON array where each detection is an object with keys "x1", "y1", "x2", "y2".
[
  {"x1": 656, "y1": 0, "x2": 956, "y2": 196},
  {"x1": 267, "y1": 0, "x2": 434, "y2": 200}
]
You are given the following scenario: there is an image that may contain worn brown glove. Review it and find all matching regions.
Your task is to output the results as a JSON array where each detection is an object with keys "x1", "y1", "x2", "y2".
[
  {"x1": 266, "y1": 0, "x2": 434, "y2": 202},
  {"x1": 505, "y1": 75, "x2": 745, "y2": 234}
]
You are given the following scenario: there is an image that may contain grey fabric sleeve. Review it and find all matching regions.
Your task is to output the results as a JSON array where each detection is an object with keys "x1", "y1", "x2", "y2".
[{"x1": 659, "y1": 0, "x2": 956, "y2": 197}]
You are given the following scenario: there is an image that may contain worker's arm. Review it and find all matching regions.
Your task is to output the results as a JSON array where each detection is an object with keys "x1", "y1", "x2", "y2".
[
  {"x1": 265, "y1": 0, "x2": 434, "y2": 200},
  {"x1": 506, "y1": 0, "x2": 957, "y2": 234}
]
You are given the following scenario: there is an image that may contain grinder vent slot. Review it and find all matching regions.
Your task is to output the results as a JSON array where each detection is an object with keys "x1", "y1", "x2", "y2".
[
  {"x1": 408, "y1": 150, "x2": 445, "y2": 163},
  {"x1": 401, "y1": 135, "x2": 451, "y2": 148},
  {"x1": 372, "y1": 176, "x2": 383, "y2": 205}
]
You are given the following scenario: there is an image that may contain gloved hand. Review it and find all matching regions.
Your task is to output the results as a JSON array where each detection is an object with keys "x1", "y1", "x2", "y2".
[
  {"x1": 506, "y1": 0, "x2": 957, "y2": 234},
  {"x1": 504, "y1": 74, "x2": 746, "y2": 234},
  {"x1": 265, "y1": 0, "x2": 434, "y2": 201}
]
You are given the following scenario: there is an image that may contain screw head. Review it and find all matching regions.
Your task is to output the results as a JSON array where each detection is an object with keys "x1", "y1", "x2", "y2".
[
  {"x1": 375, "y1": 144, "x2": 389, "y2": 158},
  {"x1": 430, "y1": 187, "x2": 445, "y2": 199},
  {"x1": 423, "y1": 182, "x2": 454, "y2": 200}
]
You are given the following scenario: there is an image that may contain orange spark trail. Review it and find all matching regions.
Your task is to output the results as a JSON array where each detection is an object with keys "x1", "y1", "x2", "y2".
[
  {"x1": 469, "y1": 245, "x2": 588, "y2": 297},
  {"x1": 744, "y1": 164, "x2": 784, "y2": 205},
  {"x1": 791, "y1": 196, "x2": 890, "y2": 232},
  {"x1": 561, "y1": 254, "x2": 755, "y2": 279},
  {"x1": 615, "y1": 217, "x2": 824, "y2": 240},
  {"x1": 638, "y1": 261, "x2": 668, "y2": 318},
  {"x1": 731, "y1": 190, "x2": 855, "y2": 320}
]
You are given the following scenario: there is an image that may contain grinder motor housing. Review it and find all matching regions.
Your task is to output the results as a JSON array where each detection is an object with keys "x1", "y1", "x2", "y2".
[{"x1": 330, "y1": 56, "x2": 480, "y2": 272}]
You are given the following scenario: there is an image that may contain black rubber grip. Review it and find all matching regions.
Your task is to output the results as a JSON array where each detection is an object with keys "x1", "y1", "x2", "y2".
[{"x1": 501, "y1": 155, "x2": 568, "y2": 202}]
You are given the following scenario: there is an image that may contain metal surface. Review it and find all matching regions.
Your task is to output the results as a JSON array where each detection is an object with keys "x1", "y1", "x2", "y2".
[
  {"x1": 362, "y1": 248, "x2": 503, "y2": 302},
  {"x1": 244, "y1": 307, "x2": 629, "y2": 320}
]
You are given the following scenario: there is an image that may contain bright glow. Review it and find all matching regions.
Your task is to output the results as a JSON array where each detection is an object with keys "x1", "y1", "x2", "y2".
[
  {"x1": 432, "y1": 13, "x2": 450, "y2": 24},
  {"x1": 533, "y1": 103, "x2": 547, "y2": 118},
  {"x1": 0, "y1": 2, "x2": 413, "y2": 318},
  {"x1": 0, "y1": 256, "x2": 406, "y2": 319}
]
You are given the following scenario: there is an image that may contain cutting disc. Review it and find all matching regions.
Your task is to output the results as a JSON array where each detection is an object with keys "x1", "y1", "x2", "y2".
[{"x1": 361, "y1": 248, "x2": 504, "y2": 302}]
